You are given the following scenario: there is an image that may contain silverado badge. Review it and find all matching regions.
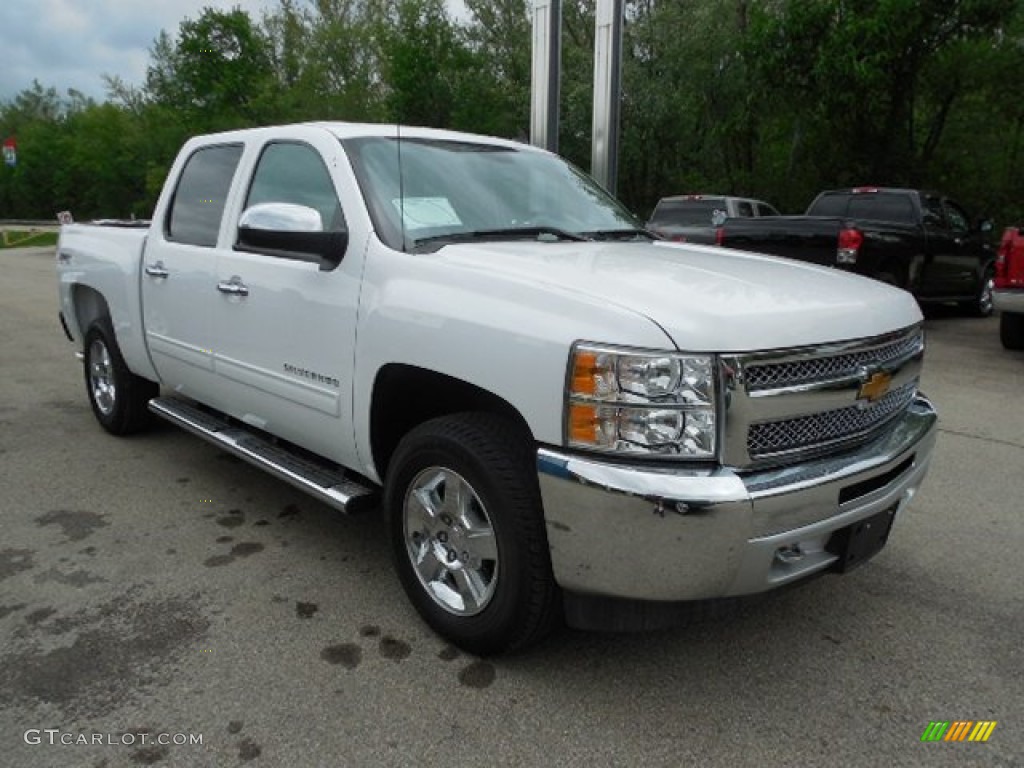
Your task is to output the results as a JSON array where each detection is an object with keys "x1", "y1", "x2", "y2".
[{"x1": 857, "y1": 370, "x2": 892, "y2": 403}]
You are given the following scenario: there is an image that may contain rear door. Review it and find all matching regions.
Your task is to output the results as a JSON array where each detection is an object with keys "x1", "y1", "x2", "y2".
[
  {"x1": 212, "y1": 132, "x2": 363, "y2": 468},
  {"x1": 919, "y1": 194, "x2": 964, "y2": 296},
  {"x1": 142, "y1": 143, "x2": 244, "y2": 397}
]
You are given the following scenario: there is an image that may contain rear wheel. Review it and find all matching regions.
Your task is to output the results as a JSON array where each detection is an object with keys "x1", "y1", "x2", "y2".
[
  {"x1": 1000, "y1": 312, "x2": 1024, "y2": 350},
  {"x1": 960, "y1": 267, "x2": 995, "y2": 317},
  {"x1": 385, "y1": 413, "x2": 559, "y2": 655},
  {"x1": 83, "y1": 319, "x2": 158, "y2": 435}
]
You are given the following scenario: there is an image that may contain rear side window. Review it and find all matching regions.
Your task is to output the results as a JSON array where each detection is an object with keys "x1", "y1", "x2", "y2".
[
  {"x1": 846, "y1": 193, "x2": 916, "y2": 223},
  {"x1": 167, "y1": 144, "x2": 244, "y2": 247}
]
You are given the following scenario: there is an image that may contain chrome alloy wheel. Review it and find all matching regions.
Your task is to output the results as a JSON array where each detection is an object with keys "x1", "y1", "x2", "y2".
[
  {"x1": 88, "y1": 338, "x2": 116, "y2": 416},
  {"x1": 979, "y1": 275, "x2": 995, "y2": 316},
  {"x1": 403, "y1": 467, "x2": 499, "y2": 616}
]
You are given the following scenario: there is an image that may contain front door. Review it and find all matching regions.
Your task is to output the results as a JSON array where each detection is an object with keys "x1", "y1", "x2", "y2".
[{"x1": 212, "y1": 136, "x2": 362, "y2": 469}]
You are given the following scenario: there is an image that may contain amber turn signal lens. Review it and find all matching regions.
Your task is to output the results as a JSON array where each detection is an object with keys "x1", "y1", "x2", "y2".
[
  {"x1": 571, "y1": 351, "x2": 598, "y2": 395},
  {"x1": 569, "y1": 403, "x2": 598, "y2": 444}
]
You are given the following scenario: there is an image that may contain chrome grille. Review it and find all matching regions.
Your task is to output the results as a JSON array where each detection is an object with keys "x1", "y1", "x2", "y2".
[
  {"x1": 744, "y1": 330, "x2": 923, "y2": 390},
  {"x1": 747, "y1": 381, "x2": 917, "y2": 459}
]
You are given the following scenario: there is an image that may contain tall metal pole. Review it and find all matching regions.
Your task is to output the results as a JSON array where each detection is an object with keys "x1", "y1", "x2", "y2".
[
  {"x1": 591, "y1": 0, "x2": 623, "y2": 193},
  {"x1": 530, "y1": 0, "x2": 561, "y2": 152}
]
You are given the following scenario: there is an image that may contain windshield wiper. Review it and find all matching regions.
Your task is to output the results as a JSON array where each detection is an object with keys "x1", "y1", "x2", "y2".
[
  {"x1": 581, "y1": 228, "x2": 658, "y2": 241},
  {"x1": 411, "y1": 226, "x2": 589, "y2": 252}
]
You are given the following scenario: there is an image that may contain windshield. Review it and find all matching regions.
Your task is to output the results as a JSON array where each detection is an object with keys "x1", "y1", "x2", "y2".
[{"x1": 342, "y1": 137, "x2": 643, "y2": 251}]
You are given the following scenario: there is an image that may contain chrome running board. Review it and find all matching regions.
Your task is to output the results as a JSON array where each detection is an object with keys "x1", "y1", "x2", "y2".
[{"x1": 149, "y1": 397, "x2": 378, "y2": 514}]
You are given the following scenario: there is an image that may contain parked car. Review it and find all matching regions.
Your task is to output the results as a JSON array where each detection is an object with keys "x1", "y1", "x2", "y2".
[
  {"x1": 995, "y1": 226, "x2": 1024, "y2": 349},
  {"x1": 56, "y1": 124, "x2": 937, "y2": 654},
  {"x1": 646, "y1": 194, "x2": 779, "y2": 243},
  {"x1": 716, "y1": 187, "x2": 996, "y2": 315}
]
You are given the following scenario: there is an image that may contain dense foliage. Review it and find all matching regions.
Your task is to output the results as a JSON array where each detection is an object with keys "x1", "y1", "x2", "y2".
[{"x1": 1, "y1": 0, "x2": 1023, "y2": 224}]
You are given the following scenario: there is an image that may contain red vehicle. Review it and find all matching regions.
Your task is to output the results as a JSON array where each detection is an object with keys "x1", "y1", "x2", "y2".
[{"x1": 995, "y1": 228, "x2": 1024, "y2": 349}]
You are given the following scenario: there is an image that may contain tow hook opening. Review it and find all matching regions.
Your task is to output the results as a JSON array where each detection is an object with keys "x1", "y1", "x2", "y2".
[{"x1": 774, "y1": 544, "x2": 804, "y2": 565}]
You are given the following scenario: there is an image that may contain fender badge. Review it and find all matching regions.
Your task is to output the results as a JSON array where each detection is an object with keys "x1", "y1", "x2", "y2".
[{"x1": 858, "y1": 371, "x2": 892, "y2": 403}]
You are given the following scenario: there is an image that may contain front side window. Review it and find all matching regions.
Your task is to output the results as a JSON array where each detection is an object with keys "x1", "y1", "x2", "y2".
[
  {"x1": 244, "y1": 142, "x2": 344, "y2": 232},
  {"x1": 343, "y1": 137, "x2": 642, "y2": 251},
  {"x1": 166, "y1": 144, "x2": 243, "y2": 247},
  {"x1": 943, "y1": 202, "x2": 969, "y2": 233}
]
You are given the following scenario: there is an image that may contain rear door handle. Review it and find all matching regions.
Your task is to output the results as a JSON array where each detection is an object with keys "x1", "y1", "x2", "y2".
[
  {"x1": 145, "y1": 261, "x2": 169, "y2": 278},
  {"x1": 217, "y1": 277, "x2": 249, "y2": 297}
]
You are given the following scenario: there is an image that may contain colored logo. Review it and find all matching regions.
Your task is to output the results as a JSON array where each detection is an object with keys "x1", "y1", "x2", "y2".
[
  {"x1": 921, "y1": 721, "x2": 997, "y2": 742},
  {"x1": 857, "y1": 370, "x2": 892, "y2": 403}
]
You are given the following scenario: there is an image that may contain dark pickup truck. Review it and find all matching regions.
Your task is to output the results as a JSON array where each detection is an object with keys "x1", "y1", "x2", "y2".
[{"x1": 716, "y1": 187, "x2": 996, "y2": 315}]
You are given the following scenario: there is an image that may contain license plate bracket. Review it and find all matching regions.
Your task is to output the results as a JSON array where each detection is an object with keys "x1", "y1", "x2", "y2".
[{"x1": 826, "y1": 504, "x2": 897, "y2": 573}]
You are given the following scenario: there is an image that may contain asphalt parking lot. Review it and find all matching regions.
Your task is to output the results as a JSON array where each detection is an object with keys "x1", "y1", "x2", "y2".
[{"x1": 1, "y1": 245, "x2": 1021, "y2": 767}]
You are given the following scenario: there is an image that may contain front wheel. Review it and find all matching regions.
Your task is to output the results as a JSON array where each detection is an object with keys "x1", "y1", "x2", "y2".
[
  {"x1": 385, "y1": 414, "x2": 559, "y2": 655},
  {"x1": 83, "y1": 319, "x2": 158, "y2": 435}
]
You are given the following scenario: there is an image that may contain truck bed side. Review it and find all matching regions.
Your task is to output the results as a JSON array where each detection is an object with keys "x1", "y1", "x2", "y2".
[
  {"x1": 717, "y1": 216, "x2": 845, "y2": 266},
  {"x1": 56, "y1": 223, "x2": 159, "y2": 382},
  {"x1": 718, "y1": 215, "x2": 924, "y2": 285}
]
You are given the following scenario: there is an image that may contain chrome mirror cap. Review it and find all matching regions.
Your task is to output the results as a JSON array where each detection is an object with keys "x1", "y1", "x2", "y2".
[{"x1": 239, "y1": 203, "x2": 323, "y2": 233}]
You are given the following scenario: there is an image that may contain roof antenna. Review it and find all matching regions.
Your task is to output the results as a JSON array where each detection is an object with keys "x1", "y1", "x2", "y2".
[{"x1": 397, "y1": 121, "x2": 407, "y2": 251}]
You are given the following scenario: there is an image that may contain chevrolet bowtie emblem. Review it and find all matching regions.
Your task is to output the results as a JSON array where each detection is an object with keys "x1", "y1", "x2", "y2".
[{"x1": 858, "y1": 371, "x2": 892, "y2": 403}]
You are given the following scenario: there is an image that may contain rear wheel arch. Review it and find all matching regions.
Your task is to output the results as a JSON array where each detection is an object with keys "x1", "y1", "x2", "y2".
[{"x1": 71, "y1": 284, "x2": 112, "y2": 350}]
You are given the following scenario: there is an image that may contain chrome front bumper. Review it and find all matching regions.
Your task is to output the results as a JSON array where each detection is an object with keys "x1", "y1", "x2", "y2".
[
  {"x1": 993, "y1": 289, "x2": 1024, "y2": 314},
  {"x1": 537, "y1": 395, "x2": 937, "y2": 603}
]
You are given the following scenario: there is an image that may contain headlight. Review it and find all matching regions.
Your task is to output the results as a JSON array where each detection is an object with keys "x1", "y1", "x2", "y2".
[{"x1": 565, "y1": 343, "x2": 718, "y2": 458}]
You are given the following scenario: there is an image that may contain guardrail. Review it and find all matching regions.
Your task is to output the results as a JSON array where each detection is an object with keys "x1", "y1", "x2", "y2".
[{"x1": 0, "y1": 220, "x2": 60, "y2": 228}]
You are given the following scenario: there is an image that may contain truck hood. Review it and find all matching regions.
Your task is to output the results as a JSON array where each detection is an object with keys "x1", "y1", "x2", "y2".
[{"x1": 434, "y1": 240, "x2": 922, "y2": 352}]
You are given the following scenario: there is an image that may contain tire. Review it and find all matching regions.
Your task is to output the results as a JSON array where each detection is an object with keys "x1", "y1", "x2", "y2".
[
  {"x1": 83, "y1": 319, "x2": 158, "y2": 435},
  {"x1": 1001, "y1": 312, "x2": 1024, "y2": 350},
  {"x1": 960, "y1": 266, "x2": 995, "y2": 317},
  {"x1": 385, "y1": 413, "x2": 560, "y2": 655}
]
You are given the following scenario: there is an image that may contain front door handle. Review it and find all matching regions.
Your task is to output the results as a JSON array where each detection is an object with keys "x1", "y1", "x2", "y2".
[
  {"x1": 217, "y1": 277, "x2": 249, "y2": 297},
  {"x1": 145, "y1": 261, "x2": 169, "y2": 278}
]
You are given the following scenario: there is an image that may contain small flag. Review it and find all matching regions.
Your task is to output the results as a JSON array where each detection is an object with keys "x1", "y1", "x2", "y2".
[{"x1": 2, "y1": 136, "x2": 16, "y2": 167}]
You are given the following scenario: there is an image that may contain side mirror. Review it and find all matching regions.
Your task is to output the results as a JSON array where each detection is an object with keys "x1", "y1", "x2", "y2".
[
  {"x1": 976, "y1": 217, "x2": 994, "y2": 234},
  {"x1": 236, "y1": 202, "x2": 347, "y2": 271}
]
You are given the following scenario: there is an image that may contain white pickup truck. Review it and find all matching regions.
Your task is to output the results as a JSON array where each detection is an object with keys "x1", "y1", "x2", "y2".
[{"x1": 56, "y1": 122, "x2": 938, "y2": 654}]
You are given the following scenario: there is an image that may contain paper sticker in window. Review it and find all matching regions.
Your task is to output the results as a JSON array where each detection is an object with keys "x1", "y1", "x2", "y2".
[{"x1": 392, "y1": 197, "x2": 462, "y2": 229}]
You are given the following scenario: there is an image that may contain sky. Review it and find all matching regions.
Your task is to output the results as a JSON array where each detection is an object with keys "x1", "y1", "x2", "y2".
[{"x1": 0, "y1": 0, "x2": 470, "y2": 104}]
